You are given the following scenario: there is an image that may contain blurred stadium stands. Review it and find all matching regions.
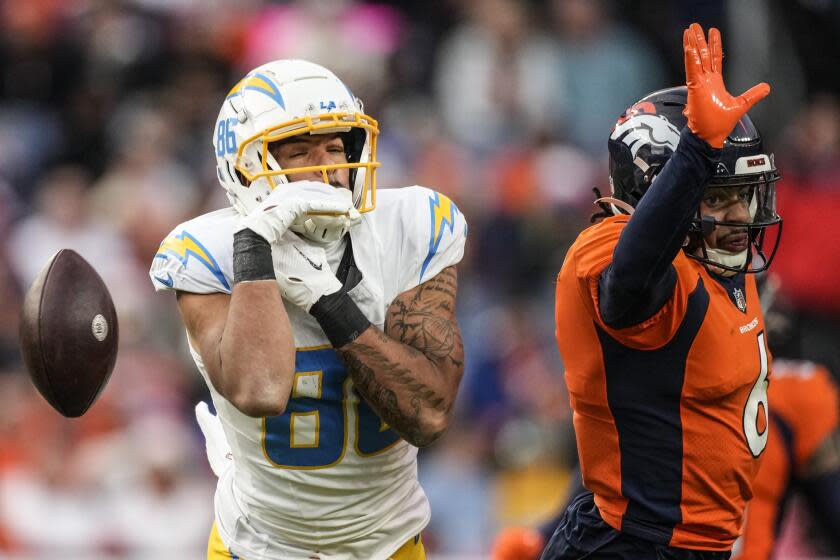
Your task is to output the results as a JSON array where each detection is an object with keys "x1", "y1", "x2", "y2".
[{"x1": 0, "y1": 0, "x2": 838, "y2": 557}]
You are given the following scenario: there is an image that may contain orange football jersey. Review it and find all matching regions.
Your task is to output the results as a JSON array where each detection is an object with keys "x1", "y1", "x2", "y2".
[
  {"x1": 555, "y1": 216, "x2": 771, "y2": 550},
  {"x1": 732, "y1": 360, "x2": 839, "y2": 560}
]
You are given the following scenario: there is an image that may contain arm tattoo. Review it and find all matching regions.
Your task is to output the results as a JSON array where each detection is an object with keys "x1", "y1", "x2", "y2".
[
  {"x1": 337, "y1": 266, "x2": 463, "y2": 447},
  {"x1": 341, "y1": 332, "x2": 446, "y2": 447},
  {"x1": 384, "y1": 266, "x2": 463, "y2": 367}
]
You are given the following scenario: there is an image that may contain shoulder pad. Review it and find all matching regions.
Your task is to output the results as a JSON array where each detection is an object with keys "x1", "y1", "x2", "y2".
[
  {"x1": 149, "y1": 209, "x2": 236, "y2": 294},
  {"x1": 385, "y1": 186, "x2": 468, "y2": 287}
]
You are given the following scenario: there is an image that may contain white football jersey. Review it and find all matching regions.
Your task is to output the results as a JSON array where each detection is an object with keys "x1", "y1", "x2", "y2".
[{"x1": 149, "y1": 186, "x2": 467, "y2": 559}]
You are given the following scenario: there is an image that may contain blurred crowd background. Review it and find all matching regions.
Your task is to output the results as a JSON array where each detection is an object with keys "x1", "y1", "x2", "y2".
[{"x1": 0, "y1": 0, "x2": 838, "y2": 558}]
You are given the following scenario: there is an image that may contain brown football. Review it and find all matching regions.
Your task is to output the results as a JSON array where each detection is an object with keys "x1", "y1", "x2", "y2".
[{"x1": 18, "y1": 249, "x2": 119, "y2": 417}]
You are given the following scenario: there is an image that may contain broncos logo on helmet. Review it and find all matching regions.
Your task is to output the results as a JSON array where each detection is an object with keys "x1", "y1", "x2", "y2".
[
  {"x1": 610, "y1": 113, "x2": 681, "y2": 160},
  {"x1": 605, "y1": 86, "x2": 782, "y2": 274}
]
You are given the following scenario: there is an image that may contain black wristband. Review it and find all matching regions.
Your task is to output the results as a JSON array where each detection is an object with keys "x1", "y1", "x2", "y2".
[
  {"x1": 310, "y1": 291, "x2": 372, "y2": 348},
  {"x1": 233, "y1": 229, "x2": 275, "y2": 283}
]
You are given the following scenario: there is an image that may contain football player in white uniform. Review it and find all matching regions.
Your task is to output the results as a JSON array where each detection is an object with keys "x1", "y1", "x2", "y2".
[{"x1": 149, "y1": 60, "x2": 467, "y2": 560}]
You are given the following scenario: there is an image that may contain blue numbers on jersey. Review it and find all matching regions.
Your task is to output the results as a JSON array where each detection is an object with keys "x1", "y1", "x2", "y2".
[
  {"x1": 215, "y1": 118, "x2": 238, "y2": 157},
  {"x1": 263, "y1": 347, "x2": 400, "y2": 469}
]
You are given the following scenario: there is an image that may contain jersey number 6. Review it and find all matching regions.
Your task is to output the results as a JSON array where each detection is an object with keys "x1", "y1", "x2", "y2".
[{"x1": 743, "y1": 331, "x2": 770, "y2": 457}]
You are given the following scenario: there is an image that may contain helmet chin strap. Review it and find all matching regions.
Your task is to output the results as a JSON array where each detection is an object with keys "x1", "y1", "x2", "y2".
[
  {"x1": 704, "y1": 245, "x2": 748, "y2": 274},
  {"x1": 595, "y1": 196, "x2": 635, "y2": 216}
]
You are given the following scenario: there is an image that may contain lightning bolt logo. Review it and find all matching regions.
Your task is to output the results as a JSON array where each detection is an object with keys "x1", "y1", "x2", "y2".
[
  {"x1": 226, "y1": 72, "x2": 286, "y2": 109},
  {"x1": 420, "y1": 192, "x2": 459, "y2": 282},
  {"x1": 154, "y1": 231, "x2": 230, "y2": 291}
]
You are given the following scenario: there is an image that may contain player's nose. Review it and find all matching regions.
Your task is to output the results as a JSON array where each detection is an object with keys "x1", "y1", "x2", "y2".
[
  {"x1": 298, "y1": 147, "x2": 335, "y2": 181},
  {"x1": 724, "y1": 199, "x2": 752, "y2": 223}
]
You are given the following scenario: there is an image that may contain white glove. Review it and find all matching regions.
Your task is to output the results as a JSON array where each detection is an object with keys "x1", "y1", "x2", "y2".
[
  {"x1": 236, "y1": 181, "x2": 360, "y2": 246},
  {"x1": 195, "y1": 402, "x2": 233, "y2": 478},
  {"x1": 288, "y1": 183, "x2": 361, "y2": 244},
  {"x1": 274, "y1": 236, "x2": 343, "y2": 311}
]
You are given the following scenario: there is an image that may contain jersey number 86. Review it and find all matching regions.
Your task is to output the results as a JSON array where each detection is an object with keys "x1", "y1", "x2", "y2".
[{"x1": 262, "y1": 346, "x2": 401, "y2": 469}]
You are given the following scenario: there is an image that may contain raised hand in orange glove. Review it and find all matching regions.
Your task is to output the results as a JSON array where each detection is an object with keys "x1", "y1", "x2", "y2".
[
  {"x1": 491, "y1": 527, "x2": 545, "y2": 560},
  {"x1": 682, "y1": 22, "x2": 770, "y2": 148}
]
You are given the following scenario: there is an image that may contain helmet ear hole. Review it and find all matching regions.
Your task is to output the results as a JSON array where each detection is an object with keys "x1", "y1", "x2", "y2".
[
  {"x1": 342, "y1": 129, "x2": 366, "y2": 163},
  {"x1": 642, "y1": 162, "x2": 662, "y2": 187},
  {"x1": 342, "y1": 127, "x2": 368, "y2": 204},
  {"x1": 233, "y1": 167, "x2": 249, "y2": 186}
]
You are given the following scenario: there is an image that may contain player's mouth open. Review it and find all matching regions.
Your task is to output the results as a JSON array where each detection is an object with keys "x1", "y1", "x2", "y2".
[{"x1": 719, "y1": 231, "x2": 749, "y2": 252}]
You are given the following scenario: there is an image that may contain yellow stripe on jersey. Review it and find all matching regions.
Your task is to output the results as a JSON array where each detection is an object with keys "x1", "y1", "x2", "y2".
[
  {"x1": 420, "y1": 192, "x2": 460, "y2": 282},
  {"x1": 156, "y1": 230, "x2": 230, "y2": 291}
]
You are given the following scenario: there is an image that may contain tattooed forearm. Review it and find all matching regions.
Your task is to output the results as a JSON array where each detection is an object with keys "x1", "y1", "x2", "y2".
[
  {"x1": 385, "y1": 266, "x2": 463, "y2": 367},
  {"x1": 337, "y1": 266, "x2": 464, "y2": 447},
  {"x1": 339, "y1": 331, "x2": 447, "y2": 447},
  {"x1": 386, "y1": 305, "x2": 458, "y2": 361}
]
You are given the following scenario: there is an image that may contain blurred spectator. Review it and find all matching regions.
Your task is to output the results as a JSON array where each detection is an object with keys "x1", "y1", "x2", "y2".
[
  {"x1": 0, "y1": 255, "x2": 22, "y2": 370},
  {"x1": 91, "y1": 101, "x2": 202, "y2": 261},
  {"x1": 0, "y1": 183, "x2": 24, "y2": 369},
  {"x1": 0, "y1": 379, "x2": 116, "y2": 554},
  {"x1": 434, "y1": 0, "x2": 566, "y2": 151},
  {"x1": 74, "y1": 0, "x2": 170, "y2": 90},
  {"x1": 726, "y1": 0, "x2": 806, "y2": 143},
  {"x1": 0, "y1": 106, "x2": 64, "y2": 198},
  {"x1": 239, "y1": 0, "x2": 404, "y2": 107},
  {"x1": 0, "y1": 372, "x2": 213, "y2": 556},
  {"x1": 770, "y1": 94, "x2": 840, "y2": 377},
  {"x1": 549, "y1": 0, "x2": 665, "y2": 154},
  {"x1": 6, "y1": 165, "x2": 149, "y2": 330},
  {"x1": 419, "y1": 426, "x2": 495, "y2": 556},
  {"x1": 100, "y1": 412, "x2": 214, "y2": 556}
]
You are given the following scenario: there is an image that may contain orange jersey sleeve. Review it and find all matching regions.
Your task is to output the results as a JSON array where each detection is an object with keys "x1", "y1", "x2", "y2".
[{"x1": 560, "y1": 216, "x2": 694, "y2": 350}]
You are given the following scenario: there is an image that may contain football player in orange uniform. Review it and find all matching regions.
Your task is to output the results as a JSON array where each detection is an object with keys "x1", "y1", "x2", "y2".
[
  {"x1": 494, "y1": 361, "x2": 840, "y2": 560},
  {"x1": 731, "y1": 358, "x2": 840, "y2": 559},
  {"x1": 548, "y1": 23, "x2": 781, "y2": 558}
]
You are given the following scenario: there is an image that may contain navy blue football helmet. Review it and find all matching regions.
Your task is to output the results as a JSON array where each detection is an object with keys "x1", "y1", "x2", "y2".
[{"x1": 607, "y1": 86, "x2": 782, "y2": 273}]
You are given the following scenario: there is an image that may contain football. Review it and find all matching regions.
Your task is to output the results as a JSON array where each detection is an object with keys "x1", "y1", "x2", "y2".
[{"x1": 18, "y1": 249, "x2": 119, "y2": 417}]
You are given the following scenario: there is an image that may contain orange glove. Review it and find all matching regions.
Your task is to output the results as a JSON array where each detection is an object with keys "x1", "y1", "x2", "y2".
[
  {"x1": 492, "y1": 527, "x2": 545, "y2": 560},
  {"x1": 682, "y1": 23, "x2": 770, "y2": 148}
]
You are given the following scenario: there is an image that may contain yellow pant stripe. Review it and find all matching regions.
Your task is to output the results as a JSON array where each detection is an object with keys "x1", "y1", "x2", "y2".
[
  {"x1": 389, "y1": 534, "x2": 426, "y2": 560},
  {"x1": 207, "y1": 523, "x2": 424, "y2": 560},
  {"x1": 207, "y1": 522, "x2": 240, "y2": 560}
]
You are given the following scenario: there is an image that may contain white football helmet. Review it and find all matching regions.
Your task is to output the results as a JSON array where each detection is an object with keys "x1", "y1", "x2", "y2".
[{"x1": 213, "y1": 59, "x2": 379, "y2": 217}]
